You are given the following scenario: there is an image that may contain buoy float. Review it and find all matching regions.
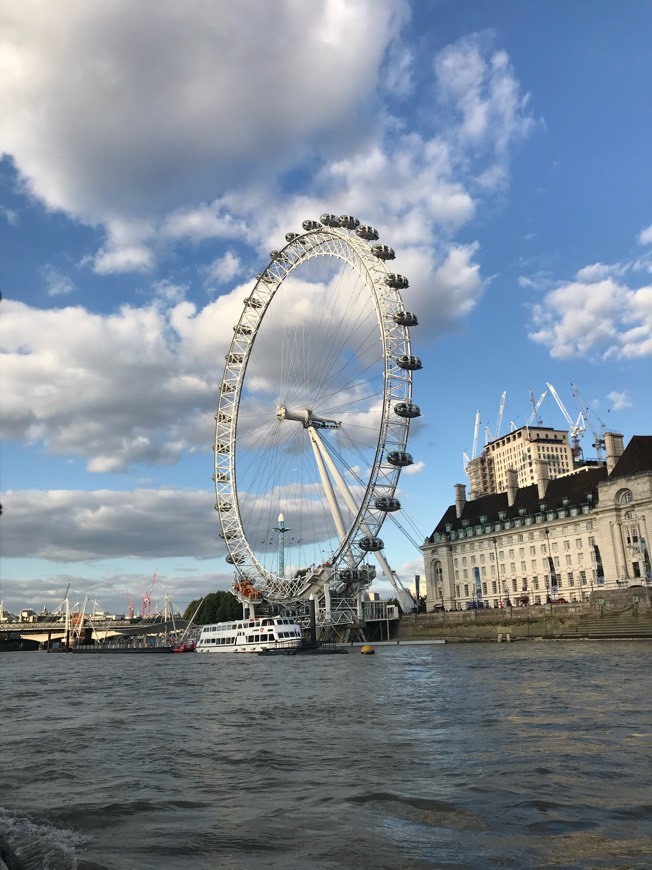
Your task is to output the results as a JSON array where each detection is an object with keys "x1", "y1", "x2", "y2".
[{"x1": 360, "y1": 645, "x2": 375, "y2": 655}]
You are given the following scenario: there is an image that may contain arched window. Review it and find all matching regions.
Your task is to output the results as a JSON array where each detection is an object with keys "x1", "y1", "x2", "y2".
[{"x1": 617, "y1": 489, "x2": 633, "y2": 505}]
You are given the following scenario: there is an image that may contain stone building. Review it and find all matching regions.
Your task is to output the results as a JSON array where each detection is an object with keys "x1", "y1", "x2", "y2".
[{"x1": 422, "y1": 434, "x2": 652, "y2": 609}]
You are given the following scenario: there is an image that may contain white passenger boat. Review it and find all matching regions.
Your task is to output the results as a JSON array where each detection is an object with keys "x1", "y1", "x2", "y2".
[{"x1": 196, "y1": 616, "x2": 304, "y2": 654}]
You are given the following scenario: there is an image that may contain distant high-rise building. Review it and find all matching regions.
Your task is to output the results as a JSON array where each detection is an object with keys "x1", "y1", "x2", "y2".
[{"x1": 466, "y1": 425, "x2": 576, "y2": 499}]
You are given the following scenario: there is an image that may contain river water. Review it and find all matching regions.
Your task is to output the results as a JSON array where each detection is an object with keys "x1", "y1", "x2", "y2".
[{"x1": 1, "y1": 641, "x2": 651, "y2": 869}]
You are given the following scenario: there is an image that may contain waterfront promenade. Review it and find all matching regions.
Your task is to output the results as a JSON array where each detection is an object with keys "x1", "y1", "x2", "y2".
[{"x1": 398, "y1": 587, "x2": 652, "y2": 643}]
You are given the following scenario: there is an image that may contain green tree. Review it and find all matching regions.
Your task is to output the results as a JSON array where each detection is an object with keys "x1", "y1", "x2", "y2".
[{"x1": 183, "y1": 591, "x2": 242, "y2": 624}]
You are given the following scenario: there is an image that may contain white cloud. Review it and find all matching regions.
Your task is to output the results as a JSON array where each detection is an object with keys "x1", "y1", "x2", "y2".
[
  {"x1": 0, "y1": 0, "x2": 404, "y2": 226},
  {"x1": 93, "y1": 243, "x2": 155, "y2": 275},
  {"x1": 607, "y1": 390, "x2": 632, "y2": 411},
  {"x1": 0, "y1": 297, "x2": 233, "y2": 470},
  {"x1": 206, "y1": 251, "x2": 243, "y2": 285},
  {"x1": 638, "y1": 225, "x2": 652, "y2": 245},
  {"x1": 3, "y1": 488, "x2": 221, "y2": 561},
  {"x1": 434, "y1": 35, "x2": 538, "y2": 183},
  {"x1": 402, "y1": 460, "x2": 426, "y2": 476},
  {"x1": 529, "y1": 277, "x2": 652, "y2": 359},
  {"x1": 43, "y1": 264, "x2": 75, "y2": 296}
]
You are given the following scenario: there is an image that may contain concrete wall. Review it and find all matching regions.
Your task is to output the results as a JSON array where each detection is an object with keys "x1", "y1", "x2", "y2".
[{"x1": 397, "y1": 588, "x2": 652, "y2": 642}]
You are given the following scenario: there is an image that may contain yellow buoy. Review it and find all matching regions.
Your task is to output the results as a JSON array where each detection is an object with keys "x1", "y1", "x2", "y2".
[{"x1": 360, "y1": 644, "x2": 375, "y2": 655}]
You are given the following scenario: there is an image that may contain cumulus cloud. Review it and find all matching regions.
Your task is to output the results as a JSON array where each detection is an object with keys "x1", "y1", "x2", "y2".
[
  {"x1": 638, "y1": 225, "x2": 652, "y2": 246},
  {"x1": 43, "y1": 264, "x2": 75, "y2": 297},
  {"x1": 527, "y1": 230, "x2": 652, "y2": 359},
  {"x1": 0, "y1": 0, "x2": 403, "y2": 225},
  {"x1": 206, "y1": 251, "x2": 243, "y2": 285},
  {"x1": 3, "y1": 488, "x2": 221, "y2": 561},
  {"x1": 0, "y1": 4, "x2": 536, "y2": 282},
  {"x1": 0, "y1": 297, "x2": 241, "y2": 469},
  {"x1": 529, "y1": 278, "x2": 652, "y2": 359},
  {"x1": 607, "y1": 390, "x2": 632, "y2": 411}
]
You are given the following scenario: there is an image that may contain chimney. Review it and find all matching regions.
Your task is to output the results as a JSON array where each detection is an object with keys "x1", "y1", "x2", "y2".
[
  {"x1": 537, "y1": 459, "x2": 550, "y2": 499},
  {"x1": 604, "y1": 432, "x2": 624, "y2": 474},
  {"x1": 454, "y1": 483, "x2": 467, "y2": 519},
  {"x1": 506, "y1": 468, "x2": 518, "y2": 507}
]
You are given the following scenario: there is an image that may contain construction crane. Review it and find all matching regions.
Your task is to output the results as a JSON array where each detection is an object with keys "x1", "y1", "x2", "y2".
[
  {"x1": 484, "y1": 391, "x2": 507, "y2": 443},
  {"x1": 463, "y1": 409, "x2": 481, "y2": 469},
  {"x1": 142, "y1": 568, "x2": 157, "y2": 618},
  {"x1": 571, "y1": 382, "x2": 606, "y2": 462},
  {"x1": 124, "y1": 585, "x2": 135, "y2": 620},
  {"x1": 528, "y1": 387, "x2": 547, "y2": 426},
  {"x1": 546, "y1": 382, "x2": 585, "y2": 460}
]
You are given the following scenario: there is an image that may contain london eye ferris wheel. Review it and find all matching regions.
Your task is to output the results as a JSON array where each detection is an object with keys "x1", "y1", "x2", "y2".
[{"x1": 213, "y1": 214, "x2": 421, "y2": 606}]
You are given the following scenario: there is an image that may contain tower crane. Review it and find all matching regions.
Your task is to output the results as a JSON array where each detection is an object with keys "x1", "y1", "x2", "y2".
[
  {"x1": 546, "y1": 383, "x2": 585, "y2": 460},
  {"x1": 484, "y1": 391, "x2": 507, "y2": 443},
  {"x1": 142, "y1": 568, "x2": 157, "y2": 618},
  {"x1": 463, "y1": 409, "x2": 481, "y2": 469},
  {"x1": 571, "y1": 383, "x2": 606, "y2": 462},
  {"x1": 528, "y1": 387, "x2": 547, "y2": 426},
  {"x1": 124, "y1": 585, "x2": 135, "y2": 620},
  {"x1": 495, "y1": 391, "x2": 506, "y2": 439}
]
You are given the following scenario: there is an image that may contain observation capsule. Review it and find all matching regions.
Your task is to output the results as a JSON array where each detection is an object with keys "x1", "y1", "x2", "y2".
[
  {"x1": 285, "y1": 232, "x2": 300, "y2": 242},
  {"x1": 356, "y1": 225, "x2": 379, "y2": 241},
  {"x1": 219, "y1": 529, "x2": 238, "y2": 540},
  {"x1": 215, "y1": 442, "x2": 230, "y2": 453},
  {"x1": 387, "y1": 450, "x2": 414, "y2": 467},
  {"x1": 213, "y1": 472, "x2": 230, "y2": 482},
  {"x1": 358, "y1": 536, "x2": 384, "y2": 552},
  {"x1": 216, "y1": 411, "x2": 232, "y2": 422},
  {"x1": 226, "y1": 353, "x2": 244, "y2": 364},
  {"x1": 394, "y1": 402, "x2": 421, "y2": 419},
  {"x1": 375, "y1": 496, "x2": 401, "y2": 512},
  {"x1": 396, "y1": 355, "x2": 423, "y2": 371},
  {"x1": 385, "y1": 273, "x2": 409, "y2": 290},
  {"x1": 393, "y1": 311, "x2": 418, "y2": 327},
  {"x1": 233, "y1": 324, "x2": 252, "y2": 336},
  {"x1": 214, "y1": 502, "x2": 233, "y2": 512},
  {"x1": 226, "y1": 553, "x2": 246, "y2": 565},
  {"x1": 244, "y1": 296, "x2": 262, "y2": 309},
  {"x1": 220, "y1": 382, "x2": 236, "y2": 393},
  {"x1": 338, "y1": 215, "x2": 360, "y2": 229},
  {"x1": 371, "y1": 244, "x2": 395, "y2": 260},
  {"x1": 302, "y1": 219, "x2": 321, "y2": 231},
  {"x1": 320, "y1": 213, "x2": 340, "y2": 227},
  {"x1": 339, "y1": 568, "x2": 369, "y2": 582},
  {"x1": 256, "y1": 272, "x2": 275, "y2": 283}
]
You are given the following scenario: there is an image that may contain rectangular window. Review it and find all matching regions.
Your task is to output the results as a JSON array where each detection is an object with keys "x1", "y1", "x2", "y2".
[
  {"x1": 568, "y1": 572, "x2": 574, "y2": 586},
  {"x1": 521, "y1": 561, "x2": 527, "y2": 572},
  {"x1": 492, "y1": 581, "x2": 497, "y2": 594},
  {"x1": 564, "y1": 540, "x2": 571, "y2": 551},
  {"x1": 509, "y1": 549, "x2": 515, "y2": 559},
  {"x1": 530, "y1": 546, "x2": 536, "y2": 556},
  {"x1": 565, "y1": 554, "x2": 572, "y2": 566},
  {"x1": 576, "y1": 539, "x2": 582, "y2": 549},
  {"x1": 512, "y1": 579, "x2": 518, "y2": 592},
  {"x1": 510, "y1": 562, "x2": 516, "y2": 573},
  {"x1": 552, "y1": 542, "x2": 559, "y2": 553},
  {"x1": 533, "y1": 576, "x2": 539, "y2": 590}
]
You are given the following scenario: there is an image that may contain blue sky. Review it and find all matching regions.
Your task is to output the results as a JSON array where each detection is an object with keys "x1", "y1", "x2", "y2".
[{"x1": 1, "y1": 0, "x2": 651, "y2": 615}]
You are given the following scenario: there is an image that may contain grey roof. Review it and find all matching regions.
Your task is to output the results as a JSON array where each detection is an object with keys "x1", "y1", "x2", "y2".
[{"x1": 426, "y1": 434, "x2": 652, "y2": 543}]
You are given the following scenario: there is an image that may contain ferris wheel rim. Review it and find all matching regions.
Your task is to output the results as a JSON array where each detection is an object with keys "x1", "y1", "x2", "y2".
[{"x1": 214, "y1": 217, "x2": 419, "y2": 601}]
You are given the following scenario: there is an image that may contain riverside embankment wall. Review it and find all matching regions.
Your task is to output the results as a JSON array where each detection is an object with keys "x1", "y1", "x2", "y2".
[{"x1": 396, "y1": 588, "x2": 652, "y2": 642}]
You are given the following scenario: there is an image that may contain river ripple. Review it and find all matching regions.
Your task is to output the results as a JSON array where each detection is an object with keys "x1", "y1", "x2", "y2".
[{"x1": 1, "y1": 641, "x2": 651, "y2": 869}]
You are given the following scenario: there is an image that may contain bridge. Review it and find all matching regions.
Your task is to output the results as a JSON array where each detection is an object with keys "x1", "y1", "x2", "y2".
[{"x1": 2, "y1": 617, "x2": 188, "y2": 646}]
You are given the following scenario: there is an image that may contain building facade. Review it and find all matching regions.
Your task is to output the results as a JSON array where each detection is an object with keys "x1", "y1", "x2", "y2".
[
  {"x1": 466, "y1": 425, "x2": 575, "y2": 499},
  {"x1": 422, "y1": 434, "x2": 652, "y2": 610}
]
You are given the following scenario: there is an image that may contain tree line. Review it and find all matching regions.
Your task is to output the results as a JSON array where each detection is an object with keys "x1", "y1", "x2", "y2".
[{"x1": 183, "y1": 591, "x2": 242, "y2": 625}]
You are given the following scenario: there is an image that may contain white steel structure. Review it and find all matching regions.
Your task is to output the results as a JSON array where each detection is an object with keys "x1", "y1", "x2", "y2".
[{"x1": 213, "y1": 214, "x2": 421, "y2": 613}]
